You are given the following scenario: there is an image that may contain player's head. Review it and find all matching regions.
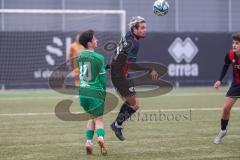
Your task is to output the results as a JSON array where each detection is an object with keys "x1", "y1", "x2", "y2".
[
  {"x1": 79, "y1": 29, "x2": 98, "y2": 50},
  {"x1": 128, "y1": 16, "x2": 147, "y2": 38},
  {"x1": 232, "y1": 32, "x2": 240, "y2": 52}
]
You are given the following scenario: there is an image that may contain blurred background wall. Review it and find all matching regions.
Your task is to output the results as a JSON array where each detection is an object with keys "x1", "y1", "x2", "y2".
[
  {"x1": 0, "y1": 0, "x2": 239, "y2": 89},
  {"x1": 1, "y1": 0, "x2": 240, "y2": 32}
]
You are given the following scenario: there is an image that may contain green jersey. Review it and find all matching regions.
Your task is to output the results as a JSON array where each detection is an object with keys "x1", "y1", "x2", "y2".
[{"x1": 77, "y1": 50, "x2": 106, "y2": 99}]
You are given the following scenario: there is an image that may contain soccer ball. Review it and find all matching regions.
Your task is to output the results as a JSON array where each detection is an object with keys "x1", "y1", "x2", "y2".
[{"x1": 153, "y1": 0, "x2": 169, "y2": 16}]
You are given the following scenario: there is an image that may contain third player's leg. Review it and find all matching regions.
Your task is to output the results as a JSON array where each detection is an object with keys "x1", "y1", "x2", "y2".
[
  {"x1": 214, "y1": 97, "x2": 237, "y2": 144},
  {"x1": 222, "y1": 97, "x2": 237, "y2": 120}
]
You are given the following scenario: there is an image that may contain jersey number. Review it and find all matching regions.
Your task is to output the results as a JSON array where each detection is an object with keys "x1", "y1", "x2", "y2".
[{"x1": 79, "y1": 62, "x2": 92, "y2": 81}]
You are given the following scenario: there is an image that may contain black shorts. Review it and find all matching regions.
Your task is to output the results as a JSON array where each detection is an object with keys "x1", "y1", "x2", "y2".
[
  {"x1": 226, "y1": 82, "x2": 240, "y2": 98},
  {"x1": 112, "y1": 77, "x2": 136, "y2": 97}
]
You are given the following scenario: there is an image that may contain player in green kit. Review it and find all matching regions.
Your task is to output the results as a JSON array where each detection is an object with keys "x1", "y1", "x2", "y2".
[{"x1": 77, "y1": 30, "x2": 107, "y2": 155}]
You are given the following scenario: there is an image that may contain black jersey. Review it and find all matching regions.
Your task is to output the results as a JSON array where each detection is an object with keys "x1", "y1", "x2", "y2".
[
  {"x1": 111, "y1": 31, "x2": 141, "y2": 78},
  {"x1": 125, "y1": 31, "x2": 140, "y2": 62}
]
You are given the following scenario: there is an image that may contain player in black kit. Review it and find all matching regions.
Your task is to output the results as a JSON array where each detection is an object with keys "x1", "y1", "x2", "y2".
[
  {"x1": 214, "y1": 33, "x2": 240, "y2": 144},
  {"x1": 110, "y1": 16, "x2": 159, "y2": 141}
]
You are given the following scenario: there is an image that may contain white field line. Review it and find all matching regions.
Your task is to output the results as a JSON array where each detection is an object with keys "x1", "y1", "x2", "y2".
[
  {"x1": 162, "y1": 92, "x2": 225, "y2": 97},
  {"x1": 0, "y1": 107, "x2": 239, "y2": 117},
  {"x1": 0, "y1": 92, "x2": 226, "y2": 100}
]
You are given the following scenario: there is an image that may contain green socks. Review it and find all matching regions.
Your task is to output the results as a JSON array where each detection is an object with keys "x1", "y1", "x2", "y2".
[
  {"x1": 86, "y1": 129, "x2": 105, "y2": 140},
  {"x1": 86, "y1": 130, "x2": 94, "y2": 140},
  {"x1": 96, "y1": 128, "x2": 105, "y2": 137}
]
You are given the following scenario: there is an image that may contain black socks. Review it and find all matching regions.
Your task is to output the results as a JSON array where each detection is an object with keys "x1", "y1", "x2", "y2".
[
  {"x1": 221, "y1": 119, "x2": 229, "y2": 130},
  {"x1": 116, "y1": 101, "x2": 136, "y2": 126}
]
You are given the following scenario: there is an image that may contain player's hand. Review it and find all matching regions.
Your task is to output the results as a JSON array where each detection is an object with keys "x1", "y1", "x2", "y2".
[
  {"x1": 214, "y1": 81, "x2": 221, "y2": 90},
  {"x1": 150, "y1": 69, "x2": 158, "y2": 81}
]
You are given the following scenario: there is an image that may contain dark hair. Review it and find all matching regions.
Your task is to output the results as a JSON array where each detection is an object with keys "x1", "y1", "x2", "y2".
[
  {"x1": 79, "y1": 29, "x2": 95, "y2": 48},
  {"x1": 232, "y1": 32, "x2": 240, "y2": 42}
]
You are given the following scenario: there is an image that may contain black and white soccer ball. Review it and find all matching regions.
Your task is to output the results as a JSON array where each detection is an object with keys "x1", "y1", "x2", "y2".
[{"x1": 153, "y1": 0, "x2": 169, "y2": 16}]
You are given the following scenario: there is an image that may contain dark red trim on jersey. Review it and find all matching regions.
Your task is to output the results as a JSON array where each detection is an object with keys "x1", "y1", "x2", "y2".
[
  {"x1": 237, "y1": 54, "x2": 240, "y2": 84},
  {"x1": 133, "y1": 36, "x2": 139, "y2": 41},
  {"x1": 229, "y1": 50, "x2": 240, "y2": 84},
  {"x1": 132, "y1": 32, "x2": 140, "y2": 41}
]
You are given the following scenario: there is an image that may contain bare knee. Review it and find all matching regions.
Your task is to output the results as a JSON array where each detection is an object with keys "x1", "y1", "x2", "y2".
[
  {"x1": 223, "y1": 105, "x2": 231, "y2": 113},
  {"x1": 86, "y1": 119, "x2": 95, "y2": 130},
  {"x1": 94, "y1": 116, "x2": 104, "y2": 129},
  {"x1": 223, "y1": 98, "x2": 236, "y2": 115},
  {"x1": 132, "y1": 99, "x2": 140, "y2": 110},
  {"x1": 126, "y1": 97, "x2": 140, "y2": 111}
]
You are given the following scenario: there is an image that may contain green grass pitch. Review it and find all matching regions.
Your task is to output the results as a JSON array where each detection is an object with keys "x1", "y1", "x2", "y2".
[{"x1": 0, "y1": 87, "x2": 240, "y2": 160}]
